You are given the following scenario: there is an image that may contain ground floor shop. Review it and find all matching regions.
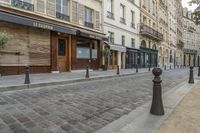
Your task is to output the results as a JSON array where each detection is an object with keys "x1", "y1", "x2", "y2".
[
  {"x1": 139, "y1": 47, "x2": 158, "y2": 68},
  {"x1": 126, "y1": 48, "x2": 140, "y2": 68},
  {"x1": 0, "y1": 11, "x2": 105, "y2": 75}
]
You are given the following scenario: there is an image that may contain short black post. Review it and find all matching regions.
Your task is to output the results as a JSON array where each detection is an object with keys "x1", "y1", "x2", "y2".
[
  {"x1": 164, "y1": 65, "x2": 166, "y2": 70},
  {"x1": 170, "y1": 65, "x2": 171, "y2": 69},
  {"x1": 136, "y1": 64, "x2": 138, "y2": 73},
  {"x1": 150, "y1": 68, "x2": 164, "y2": 115},
  {"x1": 188, "y1": 66, "x2": 194, "y2": 84},
  {"x1": 117, "y1": 65, "x2": 120, "y2": 75},
  {"x1": 85, "y1": 65, "x2": 89, "y2": 78},
  {"x1": 24, "y1": 66, "x2": 30, "y2": 84},
  {"x1": 198, "y1": 66, "x2": 200, "y2": 77}
]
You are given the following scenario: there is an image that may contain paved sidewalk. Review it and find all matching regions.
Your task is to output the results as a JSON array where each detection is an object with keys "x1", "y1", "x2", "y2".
[
  {"x1": 155, "y1": 80, "x2": 200, "y2": 133},
  {"x1": 0, "y1": 67, "x2": 161, "y2": 91}
]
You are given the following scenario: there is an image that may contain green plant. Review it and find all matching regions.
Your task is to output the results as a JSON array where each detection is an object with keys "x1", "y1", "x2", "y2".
[
  {"x1": 102, "y1": 47, "x2": 111, "y2": 56},
  {"x1": 0, "y1": 32, "x2": 8, "y2": 47}
]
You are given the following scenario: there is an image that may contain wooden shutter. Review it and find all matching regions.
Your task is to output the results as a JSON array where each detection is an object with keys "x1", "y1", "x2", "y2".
[
  {"x1": 35, "y1": 0, "x2": 45, "y2": 14},
  {"x1": 78, "y1": 4, "x2": 85, "y2": 25},
  {"x1": 47, "y1": 0, "x2": 56, "y2": 17},
  {"x1": 94, "y1": 11, "x2": 100, "y2": 30},
  {"x1": 72, "y1": 1, "x2": 78, "y2": 23}
]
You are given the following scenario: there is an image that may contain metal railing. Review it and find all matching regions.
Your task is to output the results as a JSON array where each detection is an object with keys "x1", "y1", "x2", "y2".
[
  {"x1": 139, "y1": 23, "x2": 163, "y2": 41},
  {"x1": 107, "y1": 11, "x2": 114, "y2": 19},
  {"x1": 11, "y1": 0, "x2": 34, "y2": 11},
  {"x1": 120, "y1": 17, "x2": 126, "y2": 24},
  {"x1": 56, "y1": 12, "x2": 70, "y2": 21},
  {"x1": 84, "y1": 21, "x2": 94, "y2": 28}
]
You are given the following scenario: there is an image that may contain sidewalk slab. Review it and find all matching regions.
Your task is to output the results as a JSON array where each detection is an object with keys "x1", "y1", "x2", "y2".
[
  {"x1": 155, "y1": 80, "x2": 200, "y2": 133},
  {"x1": 94, "y1": 78, "x2": 199, "y2": 133}
]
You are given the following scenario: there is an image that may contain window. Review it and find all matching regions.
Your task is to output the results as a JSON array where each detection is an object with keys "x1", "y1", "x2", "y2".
[
  {"x1": 108, "y1": 31, "x2": 114, "y2": 44},
  {"x1": 120, "y1": 4, "x2": 126, "y2": 24},
  {"x1": 85, "y1": 7, "x2": 93, "y2": 23},
  {"x1": 23, "y1": 0, "x2": 32, "y2": 3},
  {"x1": 122, "y1": 35, "x2": 125, "y2": 46},
  {"x1": 58, "y1": 39, "x2": 66, "y2": 56},
  {"x1": 131, "y1": 38, "x2": 135, "y2": 48},
  {"x1": 56, "y1": 0, "x2": 68, "y2": 15},
  {"x1": 131, "y1": 10, "x2": 135, "y2": 28},
  {"x1": 107, "y1": 0, "x2": 114, "y2": 19}
]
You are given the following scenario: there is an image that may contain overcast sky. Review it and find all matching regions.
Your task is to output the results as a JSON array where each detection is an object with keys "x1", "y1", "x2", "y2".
[{"x1": 182, "y1": 0, "x2": 198, "y2": 11}]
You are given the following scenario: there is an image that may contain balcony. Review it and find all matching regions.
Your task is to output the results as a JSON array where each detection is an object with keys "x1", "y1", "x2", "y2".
[
  {"x1": 107, "y1": 11, "x2": 114, "y2": 19},
  {"x1": 56, "y1": 12, "x2": 70, "y2": 22},
  {"x1": 131, "y1": 23, "x2": 135, "y2": 28},
  {"x1": 84, "y1": 21, "x2": 94, "y2": 28},
  {"x1": 184, "y1": 49, "x2": 197, "y2": 54},
  {"x1": 120, "y1": 17, "x2": 126, "y2": 24},
  {"x1": 177, "y1": 40, "x2": 184, "y2": 49},
  {"x1": 139, "y1": 24, "x2": 163, "y2": 41},
  {"x1": 11, "y1": 0, "x2": 34, "y2": 11}
]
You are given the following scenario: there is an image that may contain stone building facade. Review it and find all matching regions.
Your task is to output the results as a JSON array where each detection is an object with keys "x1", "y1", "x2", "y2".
[
  {"x1": 0, "y1": 0, "x2": 106, "y2": 75},
  {"x1": 103, "y1": 0, "x2": 140, "y2": 69},
  {"x1": 139, "y1": 0, "x2": 163, "y2": 68}
]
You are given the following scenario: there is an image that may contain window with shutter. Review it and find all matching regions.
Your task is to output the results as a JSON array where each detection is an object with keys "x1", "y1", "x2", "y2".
[
  {"x1": 94, "y1": 11, "x2": 100, "y2": 30},
  {"x1": 36, "y1": 0, "x2": 45, "y2": 14},
  {"x1": 72, "y1": 1, "x2": 78, "y2": 23},
  {"x1": 47, "y1": 0, "x2": 56, "y2": 17},
  {"x1": 78, "y1": 4, "x2": 85, "y2": 25}
]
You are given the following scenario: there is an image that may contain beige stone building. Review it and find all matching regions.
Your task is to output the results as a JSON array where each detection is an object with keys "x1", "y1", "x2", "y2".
[
  {"x1": 176, "y1": 0, "x2": 184, "y2": 67},
  {"x1": 0, "y1": 0, "x2": 106, "y2": 75},
  {"x1": 139, "y1": 0, "x2": 163, "y2": 68},
  {"x1": 157, "y1": 0, "x2": 169, "y2": 67}
]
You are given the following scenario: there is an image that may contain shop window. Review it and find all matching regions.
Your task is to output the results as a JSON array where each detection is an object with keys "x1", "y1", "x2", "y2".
[
  {"x1": 58, "y1": 39, "x2": 66, "y2": 56},
  {"x1": 92, "y1": 41, "x2": 98, "y2": 59},
  {"x1": 76, "y1": 47, "x2": 90, "y2": 59}
]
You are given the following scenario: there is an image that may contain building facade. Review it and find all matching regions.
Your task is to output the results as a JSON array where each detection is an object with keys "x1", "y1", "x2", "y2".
[
  {"x1": 157, "y1": 0, "x2": 169, "y2": 67},
  {"x1": 0, "y1": 0, "x2": 106, "y2": 75},
  {"x1": 183, "y1": 8, "x2": 199, "y2": 67},
  {"x1": 176, "y1": 0, "x2": 184, "y2": 67},
  {"x1": 103, "y1": 0, "x2": 140, "y2": 69}
]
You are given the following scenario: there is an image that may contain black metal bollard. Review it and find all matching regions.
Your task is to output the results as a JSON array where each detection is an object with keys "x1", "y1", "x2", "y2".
[
  {"x1": 170, "y1": 65, "x2": 171, "y2": 69},
  {"x1": 150, "y1": 68, "x2": 164, "y2": 115},
  {"x1": 85, "y1": 65, "x2": 89, "y2": 78},
  {"x1": 164, "y1": 65, "x2": 166, "y2": 70},
  {"x1": 24, "y1": 66, "x2": 31, "y2": 84},
  {"x1": 136, "y1": 64, "x2": 138, "y2": 73},
  {"x1": 117, "y1": 65, "x2": 120, "y2": 75},
  {"x1": 188, "y1": 66, "x2": 194, "y2": 84},
  {"x1": 198, "y1": 66, "x2": 200, "y2": 77}
]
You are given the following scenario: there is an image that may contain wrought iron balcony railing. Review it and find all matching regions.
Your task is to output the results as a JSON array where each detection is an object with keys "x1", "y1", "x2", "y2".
[
  {"x1": 107, "y1": 11, "x2": 114, "y2": 19},
  {"x1": 84, "y1": 21, "x2": 94, "y2": 28},
  {"x1": 120, "y1": 17, "x2": 126, "y2": 24},
  {"x1": 11, "y1": 0, "x2": 34, "y2": 11},
  {"x1": 139, "y1": 24, "x2": 163, "y2": 41},
  {"x1": 56, "y1": 12, "x2": 70, "y2": 22}
]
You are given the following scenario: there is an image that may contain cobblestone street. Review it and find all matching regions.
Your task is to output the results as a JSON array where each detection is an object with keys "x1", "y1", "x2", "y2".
[{"x1": 0, "y1": 69, "x2": 193, "y2": 133}]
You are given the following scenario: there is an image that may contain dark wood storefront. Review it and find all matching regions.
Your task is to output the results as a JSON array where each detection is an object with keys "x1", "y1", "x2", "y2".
[
  {"x1": 126, "y1": 48, "x2": 140, "y2": 68},
  {"x1": 71, "y1": 36, "x2": 101, "y2": 70}
]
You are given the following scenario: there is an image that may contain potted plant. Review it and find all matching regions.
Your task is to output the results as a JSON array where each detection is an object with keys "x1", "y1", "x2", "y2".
[
  {"x1": 0, "y1": 32, "x2": 8, "y2": 48},
  {"x1": 102, "y1": 47, "x2": 111, "y2": 71}
]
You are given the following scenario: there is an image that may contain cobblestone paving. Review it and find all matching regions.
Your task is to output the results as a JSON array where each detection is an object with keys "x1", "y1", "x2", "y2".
[{"x1": 0, "y1": 69, "x2": 191, "y2": 133}]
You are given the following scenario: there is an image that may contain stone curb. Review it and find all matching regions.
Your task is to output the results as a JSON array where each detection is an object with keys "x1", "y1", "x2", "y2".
[{"x1": 0, "y1": 68, "x2": 185, "y2": 92}]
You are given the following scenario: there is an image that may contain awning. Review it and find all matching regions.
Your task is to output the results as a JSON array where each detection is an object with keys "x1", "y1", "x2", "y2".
[
  {"x1": 76, "y1": 29, "x2": 107, "y2": 40},
  {"x1": 0, "y1": 11, "x2": 76, "y2": 35},
  {"x1": 104, "y1": 41, "x2": 126, "y2": 52}
]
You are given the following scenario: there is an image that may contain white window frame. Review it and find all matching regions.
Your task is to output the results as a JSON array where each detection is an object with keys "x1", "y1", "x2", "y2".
[{"x1": 56, "y1": 0, "x2": 69, "y2": 15}]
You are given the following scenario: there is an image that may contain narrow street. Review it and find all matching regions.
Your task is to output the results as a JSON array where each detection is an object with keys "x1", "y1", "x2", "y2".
[{"x1": 0, "y1": 68, "x2": 192, "y2": 133}]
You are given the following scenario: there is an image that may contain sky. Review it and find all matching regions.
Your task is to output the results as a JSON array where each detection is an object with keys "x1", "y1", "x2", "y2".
[{"x1": 182, "y1": 0, "x2": 198, "y2": 11}]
